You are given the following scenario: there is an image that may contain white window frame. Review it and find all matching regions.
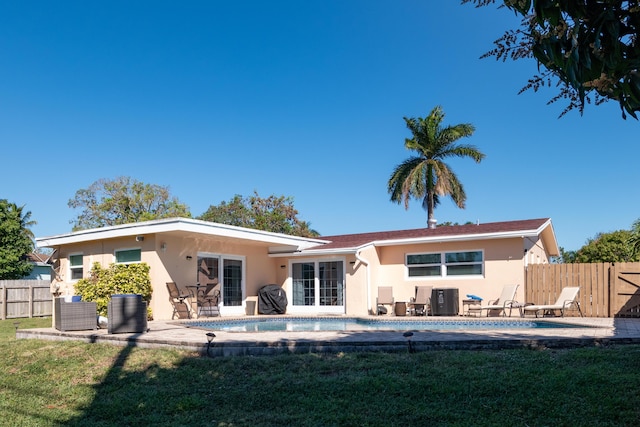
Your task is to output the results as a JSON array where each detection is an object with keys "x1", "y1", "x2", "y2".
[
  {"x1": 406, "y1": 250, "x2": 484, "y2": 280},
  {"x1": 114, "y1": 247, "x2": 142, "y2": 265},
  {"x1": 197, "y1": 252, "x2": 246, "y2": 316},
  {"x1": 288, "y1": 257, "x2": 346, "y2": 315},
  {"x1": 68, "y1": 253, "x2": 84, "y2": 281}
]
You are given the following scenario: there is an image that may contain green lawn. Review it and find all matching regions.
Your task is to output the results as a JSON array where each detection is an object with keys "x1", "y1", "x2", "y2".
[{"x1": 2, "y1": 317, "x2": 640, "y2": 426}]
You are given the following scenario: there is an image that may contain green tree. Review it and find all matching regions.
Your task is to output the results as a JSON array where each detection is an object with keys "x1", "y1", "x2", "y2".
[
  {"x1": 198, "y1": 191, "x2": 319, "y2": 237},
  {"x1": 629, "y1": 218, "x2": 640, "y2": 257},
  {"x1": 0, "y1": 200, "x2": 35, "y2": 279},
  {"x1": 68, "y1": 176, "x2": 191, "y2": 231},
  {"x1": 387, "y1": 106, "x2": 484, "y2": 228},
  {"x1": 555, "y1": 246, "x2": 577, "y2": 264},
  {"x1": 463, "y1": 0, "x2": 640, "y2": 119},
  {"x1": 574, "y1": 230, "x2": 639, "y2": 263}
]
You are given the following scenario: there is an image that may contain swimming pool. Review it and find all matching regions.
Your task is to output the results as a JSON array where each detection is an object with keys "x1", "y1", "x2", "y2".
[{"x1": 187, "y1": 317, "x2": 589, "y2": 332}]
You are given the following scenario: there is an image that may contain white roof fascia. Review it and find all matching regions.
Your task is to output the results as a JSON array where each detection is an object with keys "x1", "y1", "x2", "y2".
[
  {"x1": 371, "y1": 229, "x2": 544, "y2": 247},
  {"x1": 36, "y1": 217, "x2": 329, "y2": 250},
  {"x1": 269, "y1": 248, "x2": 357, "y2": 257}
]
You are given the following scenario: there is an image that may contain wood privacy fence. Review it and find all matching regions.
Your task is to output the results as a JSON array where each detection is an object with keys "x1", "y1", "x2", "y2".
[
  {"x1": 525, "y1": 262, "x2": 640, "y2": 318},
  {"x1": 0, "y1": 280, "x2": 52, "y2": 320}
]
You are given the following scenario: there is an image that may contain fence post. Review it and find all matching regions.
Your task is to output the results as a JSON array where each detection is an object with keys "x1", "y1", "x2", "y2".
[{"x1": 1, "y1": 283, "x2": 5, "y2": 320}]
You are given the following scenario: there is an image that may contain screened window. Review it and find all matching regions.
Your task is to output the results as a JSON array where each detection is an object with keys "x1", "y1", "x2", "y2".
[
  {"x1": 406, "y1": 251, "x2": 483, "y2": 278},
  {"x1": 69, "y1": 254, "x2": 83, "y2": 280},
  {"x1": 115, "y1": 249, "x2": 141, "y2": 264}
]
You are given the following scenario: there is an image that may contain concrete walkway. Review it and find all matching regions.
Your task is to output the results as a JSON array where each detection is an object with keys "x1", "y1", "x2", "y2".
[{"x1": 17, "y1": 316, "x2": 640, "y2": 356}]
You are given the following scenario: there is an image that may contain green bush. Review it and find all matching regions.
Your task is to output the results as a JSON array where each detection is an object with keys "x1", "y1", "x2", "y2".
[{"x1": 75, "y1": 262, "x2": 153, "y2": 318}]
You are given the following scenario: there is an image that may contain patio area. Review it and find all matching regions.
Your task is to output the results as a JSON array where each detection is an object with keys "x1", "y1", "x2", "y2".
[{"x1": 16, "y1": 316, "x2": 640, "y2": 356}]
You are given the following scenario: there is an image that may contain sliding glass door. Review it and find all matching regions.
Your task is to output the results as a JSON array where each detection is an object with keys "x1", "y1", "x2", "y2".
[
  {"x1": 197, "y1": 254, "x2": 244, "y2": 313},
  {"x1": 291, "y1": 259, "x2": 344, "y2": 313}
]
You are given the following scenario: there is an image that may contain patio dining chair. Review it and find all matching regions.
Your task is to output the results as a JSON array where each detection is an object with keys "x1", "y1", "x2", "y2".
[
  {"x1": 409, "y1": 285, "x2": 432, "y2": 316},
  {"x1": 376, "y1": 286, "x2": 394, "y2": 315},
  {"x1": 166, "y1": 282, "x2": 192, "y2": 319},
  {"x1": 197, "y1": 280, "x2": 220, "y2": 317}
]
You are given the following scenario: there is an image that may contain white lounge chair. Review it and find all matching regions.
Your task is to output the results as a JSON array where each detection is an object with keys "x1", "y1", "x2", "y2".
[
  {"x1": 523, "y1": 286, "x2": 583, "y2": 318},
  {"x1": 479, "y1": 284, "x2": 519, "y2": 317}
]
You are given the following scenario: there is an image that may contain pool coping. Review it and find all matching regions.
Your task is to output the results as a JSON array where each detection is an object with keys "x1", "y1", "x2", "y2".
[{"x1": 16, "y1": 316, "x2": 640, "y2": 356}]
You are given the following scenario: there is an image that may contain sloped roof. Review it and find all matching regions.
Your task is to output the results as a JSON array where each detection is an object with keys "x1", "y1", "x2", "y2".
[{"x1": 301, "y1": 218, "x2": 556, "y2": 253}]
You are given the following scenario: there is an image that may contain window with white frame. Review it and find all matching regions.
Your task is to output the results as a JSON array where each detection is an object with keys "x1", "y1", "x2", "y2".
[
  {"x1": 115, "y1": 248, "x2": 142, "y2": 264},
  {"x1": 407, "y1": 250, "x2": 483, "y2": 278},
  {"x1": 69, "y1": 254, "x2": 83, "y2": 280}
]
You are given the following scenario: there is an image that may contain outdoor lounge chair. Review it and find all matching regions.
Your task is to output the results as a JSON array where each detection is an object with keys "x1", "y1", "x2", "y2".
[
  {"x1": 479, "y1": 284, "x2": 519, "y2": 317},
  {"x1": 376, "y1": 286, "x2": 394, "y2": 315},
  {"x1": 409, "y1": 285, "x2": 432, "y2": 316},
  {"x1": 523, "y1": 286, "x2": 583, "y2": 318},
  {"x1": 166, "y1": 282, "x2": 192, "y2": 319}
]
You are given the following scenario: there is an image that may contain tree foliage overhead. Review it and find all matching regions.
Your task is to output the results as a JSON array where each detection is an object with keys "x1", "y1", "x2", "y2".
[
  {"x1": 574, "y1": 229, "x2": 639, "y2": 263},
  {"x1": 463, "y1": 0, "x2": 640, "y2": 119},
  {"x1": 198, "y1": 191, "x2": 319, "y2": 238},
  {"x1": 68, "y1": 177, "x2": 191, "y2": 231},
  {"x1": 0, "y1": 199, "x2": 35, "y2": 279},
  {"x1": 387, "y1": 106, "x2": 484, "y2": 227}
]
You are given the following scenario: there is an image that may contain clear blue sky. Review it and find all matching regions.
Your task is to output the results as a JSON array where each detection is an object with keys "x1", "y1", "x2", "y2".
[{"x1": 1, "y1": 1, "x2": 638, "y2": 251}]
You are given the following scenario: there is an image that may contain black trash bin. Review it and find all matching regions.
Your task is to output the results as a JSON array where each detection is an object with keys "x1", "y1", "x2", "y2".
[{"x1": 431, "y1": 288, "x2": 459, "y2": 316}]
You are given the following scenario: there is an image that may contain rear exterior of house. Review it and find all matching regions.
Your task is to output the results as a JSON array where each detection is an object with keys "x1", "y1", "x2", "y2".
[{"x1": 36, "y1": 218, "x2": 558, "y2": 320}]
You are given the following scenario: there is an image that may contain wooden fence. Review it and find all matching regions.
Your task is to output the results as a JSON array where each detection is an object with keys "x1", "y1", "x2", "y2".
[
  {"x1": 0, "y1": 280, "x2": 52, "y2": 320},
  {"x1": 525, "y1": 262, "x2": 640, "y2": 318}
]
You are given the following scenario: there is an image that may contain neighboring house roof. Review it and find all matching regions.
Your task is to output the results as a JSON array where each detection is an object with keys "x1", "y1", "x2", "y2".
[
  {"x1": 26, "y1": 252, "x2": 53, "y2": 266},
  {"x1": 297, "y1": 218, "x2": 558, "y2": 256},
  {"x1": 35, "y1": 217, "x2": 558, "y2": 257}
]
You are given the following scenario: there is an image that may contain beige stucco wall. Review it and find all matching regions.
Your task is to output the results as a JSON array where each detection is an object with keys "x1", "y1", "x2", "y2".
[
  {"x1": 53, "y1": 233, "x2": 280, "y2": 320},
  {"x1": 52, "y1": 231, "x2": 550, "y2": 320},
  {"x1": 368, "y1": 237, "x2": 530, "y2": 313}
]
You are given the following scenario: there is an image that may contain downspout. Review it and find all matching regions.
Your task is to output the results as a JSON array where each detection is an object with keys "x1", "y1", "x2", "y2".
[{"x1": 355, "y1": 247, "x2": 371, "y2": 315}]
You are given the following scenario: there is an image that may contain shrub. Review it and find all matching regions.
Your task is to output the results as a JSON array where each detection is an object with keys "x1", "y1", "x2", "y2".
[{"x1": 75, "y1": 262, "x2": 153, "y2": 318}]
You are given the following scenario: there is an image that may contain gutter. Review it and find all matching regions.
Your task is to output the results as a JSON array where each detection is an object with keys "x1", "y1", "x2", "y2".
[{"x1": 355, "y1": 246, "x2": 372, "y2": 315}]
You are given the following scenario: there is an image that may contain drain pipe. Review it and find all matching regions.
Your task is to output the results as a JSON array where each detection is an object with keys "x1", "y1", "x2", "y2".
[{"x1": 355, "y1": 247, "x2": 372, "y2": 314}]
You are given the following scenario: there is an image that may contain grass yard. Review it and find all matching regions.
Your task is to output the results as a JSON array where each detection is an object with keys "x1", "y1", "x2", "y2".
[{"x1": 2, "y1": 318, "x2": 640, "y2": 426}]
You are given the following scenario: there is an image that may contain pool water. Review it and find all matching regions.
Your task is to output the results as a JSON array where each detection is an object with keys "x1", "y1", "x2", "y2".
[{"x1": 187, "y1": 317, "x2": 588, "y2": 332}]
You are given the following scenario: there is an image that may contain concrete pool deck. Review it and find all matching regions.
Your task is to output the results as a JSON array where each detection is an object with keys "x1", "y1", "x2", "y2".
[{"x1": 17, "y1": 316, "x2": 640, "y2": 356}]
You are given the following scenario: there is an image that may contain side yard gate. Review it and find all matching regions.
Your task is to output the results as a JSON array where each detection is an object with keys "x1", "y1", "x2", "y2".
[
  {"x1": 525, "y1": 262, "x2": 640, "y2": 318},
  {"x1": 0, "y1": 280, "x2": 53, "y2": 320}
]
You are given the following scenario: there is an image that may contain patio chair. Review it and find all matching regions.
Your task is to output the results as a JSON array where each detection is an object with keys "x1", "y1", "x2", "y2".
[
  {"x1": 166, "y1": 282, "x2": 192, "y2": 319},
  {"x1": 197, "y1": 280, "x2": 220, "y2": 317},
  {"x1": 523, "y1": 286, "x2": 583, "y2": 318},
  {"x1": 376, "y1": 286, "x2": 394, "y2": 315},
  {"x1": 409, "y1": 285, "x2": 432, "y2": 316},
  {"x1": 479, "y1": 284, "x2": 519, "y2": 317},
  {"x1": 54, "y1": 297, "x2": 98, "y2": 331}
]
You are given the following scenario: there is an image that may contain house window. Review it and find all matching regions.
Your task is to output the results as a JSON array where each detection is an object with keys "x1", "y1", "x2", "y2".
[
  {"x1": 115, "y1": 248, "x2": 142, "y2": 264},
  {"x1": 292, "y1": 260, "x2": 344, "y2": 307},
  {"x1": 69, "y1": 254, "x2": 83, "y2": 280},
  {"x1": 407, "y1": 251, "x2": 483, "y2": 278}
]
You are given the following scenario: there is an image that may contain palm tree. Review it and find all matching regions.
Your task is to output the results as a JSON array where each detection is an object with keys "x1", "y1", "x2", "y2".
[{"x1": 387, "y1": 106, "x2": 485, "y2": 228}]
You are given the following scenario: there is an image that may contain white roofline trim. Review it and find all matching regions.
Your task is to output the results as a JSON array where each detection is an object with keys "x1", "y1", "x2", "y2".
[{"x1": 35, "y1": 217, "x2": 329, "y2": 249}]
